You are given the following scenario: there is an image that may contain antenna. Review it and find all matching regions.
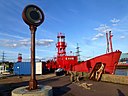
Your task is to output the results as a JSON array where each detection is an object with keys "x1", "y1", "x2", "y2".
[
  {"x1": 2, "y1": 51, "x2": 6, "y2": 63},
  {"x1": 76, "y1": 43, "x2": 81, "y2": 61}
]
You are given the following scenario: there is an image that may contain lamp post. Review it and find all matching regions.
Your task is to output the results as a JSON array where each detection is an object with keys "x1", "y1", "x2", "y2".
[{"x1": 22, "y1": 4, "x2": 44, "y2": 90}]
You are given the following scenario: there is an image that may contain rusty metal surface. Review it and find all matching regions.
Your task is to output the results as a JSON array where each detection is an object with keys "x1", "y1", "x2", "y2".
[
  {"x1": 22, "y1": 4, "x2": 44, "y2": 27},
  {"x1": 22, "y1": 4, "x2": 44, "y2": 90},
  {"x1": 28, "y1": 25, "x2": 37, "y2": 90}
]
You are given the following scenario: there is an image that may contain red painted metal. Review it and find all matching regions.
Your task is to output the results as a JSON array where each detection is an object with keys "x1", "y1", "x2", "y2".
[
  {"x1": 117, "y1": 64, "x2": 128, "y2": 66},
  {"x1": 109, "y1": 31, "x2": 113, "y2": 52},
  {"x1": 18, "y1": 53, "x2": 22, "y2": 62},
  {"x1": 72, "y1": 50, "x2": 121, "y2": 74},
  {"x1": 56, "y1": 56, "x2": 78, "y2": 70},
  {"x1": 55, "y1": 33, "x2": 78, "y2": 71},
  {"x1": 106, "y1": 31, "x2": 113, "y2": 53},
  {"x1": 56, "y1": 33, "x2": 67, "y2": 56},
  {"x1": 46, "y1": 32, "x2": 122, "y2": 74}
]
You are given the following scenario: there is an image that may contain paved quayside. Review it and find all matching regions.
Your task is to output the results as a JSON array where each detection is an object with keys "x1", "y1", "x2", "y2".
[{"x1": 0, "y1": 74, "x2": 127, "y2": 96}]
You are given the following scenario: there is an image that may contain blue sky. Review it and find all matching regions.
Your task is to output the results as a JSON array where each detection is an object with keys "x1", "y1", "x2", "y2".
[{"x1": 0, "y1": 0, "x2": 128, "y2": 62}]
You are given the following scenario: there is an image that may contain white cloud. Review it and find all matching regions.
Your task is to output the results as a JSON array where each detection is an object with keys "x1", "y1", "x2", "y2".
[
  {"x1": 0, "y1": 38, "x2": 54, "y2": 48},
  {"x1": 94, "y1": 24, "x2": 112, "y2": 33},
  {"x1": 94, "y1": 18, "x2": 120, "y2": 33},
  {"x1": 95, "y1": 33, "x2": 104, "y2": 38},
  {"x1": 92, "y1": 37, "x2": 98, "y2": 41},
  {"x1": 112, "y1": 23, "x2": 118, "y2": 26},
  {"x1": 120, "y1": 36, "x2": 125, "y2": 39},
  {"x1": 110, "y1": 18, "x2": 120, "y2": 26},
  {"x1": 110, "y1": 18, "x2": 120, "y2": 23},
  {"x1": 36, "y1": 39, "x2": 54, "y2": 46},
  {"x1": 92, "y1": 33, "x2": 104, "y2": 41},
  {"x1": 20, "y1": 39, "x2": 30, "y2": 46},
  {"x1": 37, "y1": 49, "x2": 51, "y2": 52}
]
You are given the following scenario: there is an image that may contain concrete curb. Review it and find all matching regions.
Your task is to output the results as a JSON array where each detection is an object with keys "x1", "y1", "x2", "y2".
[
  {"x1": 101, "y1": 74, "x2": 128, "y2": 84},
  {"x1": 12, "y1": 85, "x2": 53, "y2": 96},
  {"x1": 69, "y1": 71, "x2": 128, "y2": 85}
]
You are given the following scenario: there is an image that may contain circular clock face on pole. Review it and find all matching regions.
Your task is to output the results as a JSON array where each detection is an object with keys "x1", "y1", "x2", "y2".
[{"x1": 22, "y1": 5, "x2": 44, "y2": 27}]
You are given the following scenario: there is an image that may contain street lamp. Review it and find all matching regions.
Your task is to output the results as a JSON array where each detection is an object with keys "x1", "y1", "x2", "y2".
[{"x1": 22, "y1": 4, "x2": 44, "y2": 90}]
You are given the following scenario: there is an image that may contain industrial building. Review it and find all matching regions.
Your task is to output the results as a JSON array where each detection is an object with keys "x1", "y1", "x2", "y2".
[{"x1": 118, "y1": 53, "x2": 128, "y2": 64}]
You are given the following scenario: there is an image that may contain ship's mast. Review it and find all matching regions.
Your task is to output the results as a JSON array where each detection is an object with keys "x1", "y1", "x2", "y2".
[
  {"x1": 109, "y1": 31, "x2": 113, "y2": 52},
  {"x1": 106, "y1": 32, "x2": 109, "y2": 53},
  {"x1": 106, "y1": 31, "x2": 113, "y2": 53}
]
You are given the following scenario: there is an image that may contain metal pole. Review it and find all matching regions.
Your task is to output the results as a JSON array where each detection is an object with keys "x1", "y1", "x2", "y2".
[
  {"x1": 28, "y1": 25, "x2": 37, "y2": 90},
  {"x1": 22, "y1": 4, "x2": 44, "y2": 90},
  {"x1": 106, "y1": 32, "x2": 109, "y2": 53},
  {"x1": 109, "y1": 31, "x2": 113, "y2": 52}
]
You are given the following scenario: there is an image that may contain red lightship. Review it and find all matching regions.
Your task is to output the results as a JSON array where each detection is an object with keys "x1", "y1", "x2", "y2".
[{"x1": 46, "y1": 32, "x2": 121, "y2": 74}]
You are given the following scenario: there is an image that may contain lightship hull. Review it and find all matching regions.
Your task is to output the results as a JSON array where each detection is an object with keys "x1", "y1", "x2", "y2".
[{"x1": 71, "y1": 50, "x2": 122, "y2": 74}]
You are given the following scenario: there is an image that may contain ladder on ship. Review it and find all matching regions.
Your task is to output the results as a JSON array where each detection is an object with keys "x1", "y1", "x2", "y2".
[{"x1": 89, "y1": 62, "x2": 106, "y2": 81}]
